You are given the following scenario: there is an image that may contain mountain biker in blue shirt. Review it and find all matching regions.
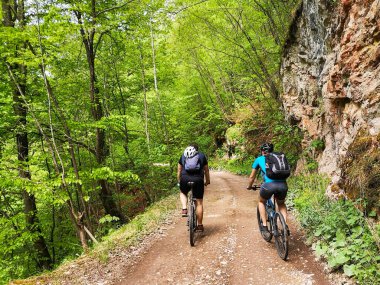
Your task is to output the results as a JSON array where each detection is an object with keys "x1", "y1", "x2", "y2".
[{"x1": 246, "y1": 143, "x2": 289, "y2": 234}]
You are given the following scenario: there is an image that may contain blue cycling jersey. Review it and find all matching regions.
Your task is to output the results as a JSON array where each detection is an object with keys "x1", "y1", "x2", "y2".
[{"x1": 252, "y1": 155, "x2": 285, "y2": 183}]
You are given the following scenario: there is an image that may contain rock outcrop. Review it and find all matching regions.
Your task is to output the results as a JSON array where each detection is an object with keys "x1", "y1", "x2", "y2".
[{"x1": 281, "y1": 0, "x2": 380, "y2": 207}]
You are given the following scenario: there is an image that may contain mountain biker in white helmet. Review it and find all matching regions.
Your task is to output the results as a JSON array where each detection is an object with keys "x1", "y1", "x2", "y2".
[{"x1": 177, "y1": 143, "x2": 210, "y2": 232}]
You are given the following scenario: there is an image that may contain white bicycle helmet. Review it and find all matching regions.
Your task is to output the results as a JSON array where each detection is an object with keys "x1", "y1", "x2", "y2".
[{"x1": 184, "y1": 146, "x2": 198, "y2": 158}]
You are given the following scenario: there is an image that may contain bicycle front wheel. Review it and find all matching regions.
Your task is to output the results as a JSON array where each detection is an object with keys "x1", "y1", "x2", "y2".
[
  {"x1": 274, "y1": 212, "x2": 288, "y2": 260},
  {"x1": 257, "y1": 206, "x2": 272, "y2": 242}
]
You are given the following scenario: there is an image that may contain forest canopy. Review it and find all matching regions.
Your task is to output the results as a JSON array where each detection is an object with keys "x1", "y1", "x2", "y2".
[{"x1": 0, "y1": 0, "x2": 299, "y2": 282}]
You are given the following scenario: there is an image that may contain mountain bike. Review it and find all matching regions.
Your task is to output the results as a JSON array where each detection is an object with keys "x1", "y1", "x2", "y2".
[
  {"x1": 247, "y1": 185, "x2": 289, "y2": 260},
  {"x1": 187, "y1": 181, "x2": 197, "y2": 246}
]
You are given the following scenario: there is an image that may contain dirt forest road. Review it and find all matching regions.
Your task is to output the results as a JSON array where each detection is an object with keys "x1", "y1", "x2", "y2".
[{"x1": 113, "y1": 171, "x2": 331, "y2": 285}]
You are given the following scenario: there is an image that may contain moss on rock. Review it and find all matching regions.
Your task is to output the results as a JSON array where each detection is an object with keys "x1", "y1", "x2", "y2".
[{"x1": 340, "y1": 129, "x2": 380, "y2": 216}]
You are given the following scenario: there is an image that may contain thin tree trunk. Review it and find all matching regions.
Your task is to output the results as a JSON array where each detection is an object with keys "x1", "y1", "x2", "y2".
[
  {"x1": 1, "y1": 0, "x2": 52, "y2": 270},
  {"x1": 150, "y1": 18, "x2": 169, "y2": 145},
  {"x1": 112, "y1": 55, "x2": 130, "y2": 155},
  {"x1": 138, "y1": 43, "x2": 150, "y2": 152},
  {"x1": 222, "y1": 6, "x2": 280, "y2": 100}
]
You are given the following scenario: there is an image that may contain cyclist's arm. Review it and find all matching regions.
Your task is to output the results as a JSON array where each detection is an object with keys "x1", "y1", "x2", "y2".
[
  {"x1": 247, "y1": 168, "x2": 257, "y2": 188},
  {"x1": 247, "y1": 157, "x2": 262, "y2": 188},
  {"x1": 204, "y1": 165, "x2": 210, "y2": 185},
  {"x1": 177, "y1": 163, "x2": 182, "y2": 183}
]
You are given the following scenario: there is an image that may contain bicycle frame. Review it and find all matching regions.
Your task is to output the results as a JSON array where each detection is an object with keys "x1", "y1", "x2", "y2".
[
  {"x1": 265, "y1": 198, "x2": 278, "y2": 236},
  {"x1": 250, "y1": 185, "x2": 289, "y2": 260}
]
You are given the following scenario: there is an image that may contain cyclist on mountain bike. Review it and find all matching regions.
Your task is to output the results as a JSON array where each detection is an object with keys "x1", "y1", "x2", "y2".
[
  {"x1": 177, "y1": 143, "x2": 210, "y2": 232},
  {"x1": 246, "y1": 143, "x2": 289, "y2": 234}
]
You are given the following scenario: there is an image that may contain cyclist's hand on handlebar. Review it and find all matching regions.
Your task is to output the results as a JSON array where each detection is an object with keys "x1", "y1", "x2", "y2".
[{"x1": 246, "y1": 185, "x2": 260, "y2": 191}]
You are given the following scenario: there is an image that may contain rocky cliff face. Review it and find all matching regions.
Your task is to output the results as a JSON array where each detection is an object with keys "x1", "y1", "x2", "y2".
[{"x1": 281, "y1": 0, "x2": 380, "y2": 206}]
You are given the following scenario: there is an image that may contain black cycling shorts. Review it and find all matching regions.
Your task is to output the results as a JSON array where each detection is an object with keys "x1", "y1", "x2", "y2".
[
  {"x1": 260, "y1": 181, "x2": 288, "y2": 201},
  {"x1": 180, "y1": 175, "x2": 204, "y2": 199}
]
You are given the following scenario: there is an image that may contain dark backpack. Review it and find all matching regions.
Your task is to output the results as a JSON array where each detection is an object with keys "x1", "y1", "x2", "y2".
[
  {"x1": 265, "y1": 152, "x2": 291, "y2": 180},
  {"x1": 183, "y1": 154, "x2": 201, "y2": 174}
]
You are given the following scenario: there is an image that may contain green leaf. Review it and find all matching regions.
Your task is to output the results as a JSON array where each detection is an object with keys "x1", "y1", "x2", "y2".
[
  {"x1": 368, "y1": 210, "x2": 377, "y2": 217},
  {"x1": 314, "y1": 228, "x2": 323, "y2": 237},
  {"x1": 99, "y1": 215, "x2": 120, "y2": 224},
  {"x1": 335, "y1": 229, "x2": 346, "y2": 247},
  {"x1": 351, "y1": 226, "x2": 363, "y2": 238},
  {"x1": 347, "y1": 215, "x2": 359, "y2": 226},
  {"x1": 315, "y1": 243, "x2": 328, "y2": 257},
  {"x1": 330, "y1": 252, "x2": 350, "y2": 268},
  {"x1": 343, "y1": 264, "x2": 356, "y2": 277}
]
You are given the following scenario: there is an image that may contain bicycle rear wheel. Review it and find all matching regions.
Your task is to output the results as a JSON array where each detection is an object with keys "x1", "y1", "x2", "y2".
[
  {"x1": 188, "y1": 192, "x2": 196, "y2": 246},
  {"x1": 274, "y1": 212, "x2": 288, "y2": 260},
  {"x1": 257, "y1": 206, "x2": 272, "y2": 242}
]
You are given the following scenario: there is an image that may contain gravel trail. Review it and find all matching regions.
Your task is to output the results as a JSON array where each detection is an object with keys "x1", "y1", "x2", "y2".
[{"x1": 113, "y1": 171, "x2": 331, "y2": 285}]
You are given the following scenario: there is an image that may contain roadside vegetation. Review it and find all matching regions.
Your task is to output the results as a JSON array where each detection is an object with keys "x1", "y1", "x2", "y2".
[{"x1": 11, "y1": 192, "x2": 180, "y2": 285}]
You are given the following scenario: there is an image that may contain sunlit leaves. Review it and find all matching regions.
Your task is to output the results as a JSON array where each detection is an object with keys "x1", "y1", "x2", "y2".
[{"x1": 85, "y1": 167, "x2": 140, "y2": 183}]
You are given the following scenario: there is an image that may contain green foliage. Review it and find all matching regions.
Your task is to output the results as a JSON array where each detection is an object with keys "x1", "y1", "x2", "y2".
[
  {"x1": 95, "y1": 193, "x2": 179, "y2": 253},
  {"x1": 242, "y1": 113, "x2": 302, "y2": 167},
  {"x1": 288, "y1": 175, "x2": 380, "y2": 284},
  {"x1": 210, "y1": 157, "x2": 253, "y2": 176},
  {"x1": 86, "y1": 167, "x2": 140, "y2": 184},
  {"x1": 310, "y1": 139, "x2": 325, "y2": 151},
  {"x1": 305, "y1": 158, "x2": 319, "y2": 171},
  {"x1": 0, "y1": 0, "x2": 302, "y2": 282}
]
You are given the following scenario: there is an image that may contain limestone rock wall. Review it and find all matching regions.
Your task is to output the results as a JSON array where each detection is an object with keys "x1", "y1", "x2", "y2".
[{"x1": 281, "y1": 0, "x2": 380, "y2": 194}]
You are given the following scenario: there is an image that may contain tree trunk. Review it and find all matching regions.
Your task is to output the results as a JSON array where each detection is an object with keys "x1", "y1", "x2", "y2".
[
  {"x1": 150, "y1": 18, "x2": 170, "y2": 145},
  {"x1": 75, "y1": 3, "x2": 126, "y2": 223},
  {"x1": 1, "y1": 0, "x2": 52, "y2": 270},
  {"x1": 7, "y1": 57, "x2": 91, "y2": 251},
  {"x1": 138, "y1": 44, "x2": 150, "y2": 152}
]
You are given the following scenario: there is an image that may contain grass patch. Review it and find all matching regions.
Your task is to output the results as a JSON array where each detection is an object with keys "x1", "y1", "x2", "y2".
[
  {"x1": 11, "y1": 193, "x2": 179, "y2": 285},
  {"x1": 92, "y1": 193, "x2": 178, "y2": 257}
]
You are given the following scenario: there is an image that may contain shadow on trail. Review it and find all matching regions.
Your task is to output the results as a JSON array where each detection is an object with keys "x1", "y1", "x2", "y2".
[{"x1": 189, "y1": 223, "x2": 225, "y2": 247}]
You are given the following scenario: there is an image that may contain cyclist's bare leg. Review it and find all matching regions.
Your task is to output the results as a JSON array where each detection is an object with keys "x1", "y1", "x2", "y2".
[
  {"x1": 180, "y1": 192, "x2": 188, "y2": 210},
  {"x1": 259, "y1": 197, "x2": 267, "y2": 226},
  {"x1": 277, "y1": 199, "x2": 287, "y2": 222},
  {"x1": 195, "y1": 199, "x2": 203, "y2": 225}
]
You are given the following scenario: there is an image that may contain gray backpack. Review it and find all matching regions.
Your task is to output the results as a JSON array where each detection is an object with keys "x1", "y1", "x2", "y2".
[
  {"x1": 265, "y1": 152, "x2": 291, "y2": 180},
  {"x1": 183, "y1": 154, "x2": 201, "y2": 174}
]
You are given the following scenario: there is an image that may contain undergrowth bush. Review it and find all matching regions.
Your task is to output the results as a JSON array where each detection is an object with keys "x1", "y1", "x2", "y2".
[
  {"x1": 287, "y1": 175, "x2": 380, "y2": 284},
  {"x1": 209, "y1": 157, "x2": 253, "y2": 175}
]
